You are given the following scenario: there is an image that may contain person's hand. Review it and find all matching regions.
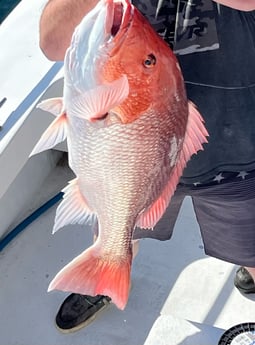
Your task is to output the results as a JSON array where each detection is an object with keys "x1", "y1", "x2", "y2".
[
  {"x1": 39, "y1": 0, "x2": 99, "y2": 61},
  {"x1": 213, "y1": 0, "x2": 255, "y2": 11}
]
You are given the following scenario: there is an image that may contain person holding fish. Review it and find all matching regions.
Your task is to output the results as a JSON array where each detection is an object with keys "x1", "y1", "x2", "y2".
[{"x1": 37, "y1": 0, "x2": 255, "y2": 333}]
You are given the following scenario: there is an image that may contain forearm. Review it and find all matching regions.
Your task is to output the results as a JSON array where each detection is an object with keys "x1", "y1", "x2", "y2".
[
  {"x1": 39, "y1": 0, "x2": 99, "y2": 61},
  {"x1": 213, "y1": 0, "x2": 255, "y2": 11}
]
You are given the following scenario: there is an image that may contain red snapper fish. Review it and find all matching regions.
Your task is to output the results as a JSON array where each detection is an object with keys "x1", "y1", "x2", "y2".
[{"x1": 31, "y1": 0, "x2": 208, "y2": 309}]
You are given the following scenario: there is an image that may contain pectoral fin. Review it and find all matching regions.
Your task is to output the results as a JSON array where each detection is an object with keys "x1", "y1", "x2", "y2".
[{"x1": 69, "y1": 75, "x2": 129, "y2": 121}]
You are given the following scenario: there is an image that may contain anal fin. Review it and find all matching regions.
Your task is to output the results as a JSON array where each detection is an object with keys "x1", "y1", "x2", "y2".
[{"x1": 53, "y1": 178, "x2": 96, "y2": 233}]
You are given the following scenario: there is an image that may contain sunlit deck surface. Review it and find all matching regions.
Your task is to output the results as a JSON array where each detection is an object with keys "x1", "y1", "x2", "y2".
[{"x1": 1, "y1": 163, "x2": 254, "y2": 345}]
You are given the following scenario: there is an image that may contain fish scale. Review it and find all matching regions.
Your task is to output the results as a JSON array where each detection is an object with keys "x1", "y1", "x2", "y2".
[
  {"x1": 64, "y1": 113, "x2": 181, "y2": 267},
  {"x1": 73, "y1": 123, "x2": 155, "y2": 203}
]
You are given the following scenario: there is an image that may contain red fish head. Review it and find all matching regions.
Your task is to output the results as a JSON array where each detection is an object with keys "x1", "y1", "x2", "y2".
[
  {"x1": 63, "y1": 0, "x2": 187, "y2": 125},
  {"x1": 101, "y1": 0, "x2": 187, "y2": 123}
]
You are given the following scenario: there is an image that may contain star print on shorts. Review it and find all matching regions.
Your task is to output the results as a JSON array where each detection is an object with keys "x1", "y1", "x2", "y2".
[{"x1": 192, "y1": 170, "x2": 255, "y2": 187}]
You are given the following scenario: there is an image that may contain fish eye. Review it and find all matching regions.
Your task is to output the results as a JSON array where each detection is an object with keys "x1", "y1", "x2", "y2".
[{"x1": 143, "y1": 54, "x2": 156, "y2": 68}]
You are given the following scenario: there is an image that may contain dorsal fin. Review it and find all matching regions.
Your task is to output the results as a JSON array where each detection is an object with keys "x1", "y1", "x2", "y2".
[{"x1": 136, "y1": 101, "x2": 208, "y2": 229}]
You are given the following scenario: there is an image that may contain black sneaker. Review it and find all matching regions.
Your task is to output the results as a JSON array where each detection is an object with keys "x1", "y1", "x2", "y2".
[
  {"x1": 234, "y1": 267, "x2": 255, "y2": 294},
  {"x1": 55, "y1": 293, "x2": 111, "y2": 333}
]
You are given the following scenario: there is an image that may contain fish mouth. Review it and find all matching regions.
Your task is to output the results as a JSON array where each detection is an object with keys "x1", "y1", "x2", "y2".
[
  {"x1": 108, "y1": 0, "x2": 133, "y2": 49},
  {"x1": 111, "y1": 2, "x2": 124, "y2": 36}
]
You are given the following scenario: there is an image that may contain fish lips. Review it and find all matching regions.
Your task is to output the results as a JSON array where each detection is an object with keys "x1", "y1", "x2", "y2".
[
  {"x1": 73, "y1": 0, "x2": 133, "y2": 57},
  {"x1": 64, "y1": 0, "x2": 133, "y2": 91},
  {"x1": 109, "y1": 0, "x2": 134, "y2": 52}
]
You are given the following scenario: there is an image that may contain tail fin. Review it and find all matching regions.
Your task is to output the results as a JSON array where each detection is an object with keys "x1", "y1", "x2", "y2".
[{"x1": 48, "y1": 245, "x2": 132, "y2": 310}]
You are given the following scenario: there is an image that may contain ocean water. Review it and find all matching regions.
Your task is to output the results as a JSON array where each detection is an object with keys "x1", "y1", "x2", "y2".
[{"x1": 0, "y1": 0, "x2": 22, "y2": 23}]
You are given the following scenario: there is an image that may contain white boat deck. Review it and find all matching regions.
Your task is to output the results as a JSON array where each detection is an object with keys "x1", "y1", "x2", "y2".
[{"x1": 1, "y1": 162, "x2": 254, "y2": 345}]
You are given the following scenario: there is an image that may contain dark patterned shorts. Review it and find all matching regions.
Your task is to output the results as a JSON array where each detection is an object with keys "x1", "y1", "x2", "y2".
[
  {"x1": 134, "y1": 170, "x2": 255, "y2": 266},
  {"x1": 189, "y1": 169, "x2": 255, "y2": 187}
]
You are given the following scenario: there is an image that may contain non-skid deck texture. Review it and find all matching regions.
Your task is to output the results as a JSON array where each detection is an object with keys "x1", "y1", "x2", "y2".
[{"x1": 0, "y1": 167, "x2": 254, "y2": 345}]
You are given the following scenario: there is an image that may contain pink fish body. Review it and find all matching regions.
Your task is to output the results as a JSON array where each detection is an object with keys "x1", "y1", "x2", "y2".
[{"x1": 31, "y1": 0, "x2": 208, "y2": 309}]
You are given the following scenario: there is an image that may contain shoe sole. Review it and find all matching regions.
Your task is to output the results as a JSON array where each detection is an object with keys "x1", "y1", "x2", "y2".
[
  {"x1": 234, "y1": 281, "x2": 255, "y2": 294},
  {"x1": 55, "y1": 297, "x2": 111, "y2": 334}
]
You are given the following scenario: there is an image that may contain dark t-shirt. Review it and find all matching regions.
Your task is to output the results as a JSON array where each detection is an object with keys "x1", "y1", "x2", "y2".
[{"x1": 132, "y1": 0, "x2": 255, "y2": 183}]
